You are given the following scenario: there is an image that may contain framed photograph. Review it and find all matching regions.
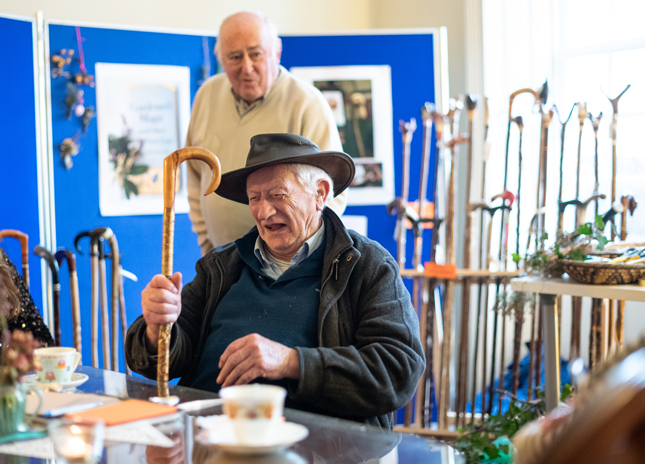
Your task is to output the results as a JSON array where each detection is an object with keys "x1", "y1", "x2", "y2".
[
  {"x1": 95, "y1": 63, "x2": 191, "y2": 216},
  {"x1": 290, "y1": 65, "x2": 394, "y2": 206}
]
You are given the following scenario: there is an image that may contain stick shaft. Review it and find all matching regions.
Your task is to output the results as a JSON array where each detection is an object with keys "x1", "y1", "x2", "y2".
[
  {"x1": 70, "y1": 269, "x2": 82, "y2": 355},
  {"x1": 158, "y1": 206, "x2": 175, "y2": 398},
  {"x1": 91, "y1": 252, "x2": 99, "y2": 368},
  {"x1": 98, "y1": 257, "x2": 111, "y2": 370}
]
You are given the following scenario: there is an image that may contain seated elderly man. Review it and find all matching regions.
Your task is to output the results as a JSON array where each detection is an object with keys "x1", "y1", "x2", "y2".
[{"x1": 126, "y1": 134, "x2": 425, "y2": 429}]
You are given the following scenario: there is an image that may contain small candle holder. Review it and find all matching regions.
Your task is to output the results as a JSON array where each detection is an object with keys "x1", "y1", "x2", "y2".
[{"x1": 48, "y1": 416, "x2": 105, "y2": 464}]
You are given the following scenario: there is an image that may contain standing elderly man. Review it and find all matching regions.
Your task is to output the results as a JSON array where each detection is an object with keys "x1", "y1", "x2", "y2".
[
  {"x1": 187, "y1": 11, "x2": 347, "y2": 255},
  {"x1": 126, "y1": 134, "x2": 424, "y2": 429}
]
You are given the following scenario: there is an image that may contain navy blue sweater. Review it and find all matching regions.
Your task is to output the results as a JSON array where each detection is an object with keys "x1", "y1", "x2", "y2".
[{"x1": 190, "y1": 229, "x2": 323, "y2": 402}]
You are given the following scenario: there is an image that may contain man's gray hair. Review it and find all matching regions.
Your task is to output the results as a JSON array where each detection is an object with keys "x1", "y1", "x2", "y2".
[
  {"x1": 214, "y1": 11, "x2": 280, "y2": 61},
  {"x1": 282, "y1": 163, "x2": 335, "y2": 205}
]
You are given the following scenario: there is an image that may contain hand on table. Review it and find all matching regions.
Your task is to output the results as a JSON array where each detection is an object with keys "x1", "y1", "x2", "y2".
[
  {"x1": 146, "y1": 431, "x2": 185, "y2": 464},
  {"x1": 142, "y1": 272, "x2": 182, "y2": 353},
  {"x1": 217, "y1": 333, "x2": 300, "y2": 387}
]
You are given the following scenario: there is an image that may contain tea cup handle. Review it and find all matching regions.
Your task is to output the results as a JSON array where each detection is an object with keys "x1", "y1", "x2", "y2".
[
  {"x1": 24, "y1": 386, "x2": 44, "y2": 424},
  {"x1": 72, "y1": 352, "x2": 81, "y2": 370}
]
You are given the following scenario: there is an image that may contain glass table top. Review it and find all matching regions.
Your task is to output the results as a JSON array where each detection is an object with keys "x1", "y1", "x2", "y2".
[{"x1": 0, "y1": 366, "x2": 460, "y2": 463}]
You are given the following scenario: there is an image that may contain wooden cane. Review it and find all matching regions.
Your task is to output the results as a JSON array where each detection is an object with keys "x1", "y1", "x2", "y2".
[
  {"x1": 55, "y1": 249, "x2": 82, "y2": 356},
  {"x1": 438, "y1": 133, "x2": 468, "y2": 430},
  {"x1": 470, "y1": 98, "x2": 490, "y2": 421},
  {"x1": 0, "y1": 230, "x2": 30, "y2": 290},
  {"x1": 456, "y1": 95, "x2": 478, "y2": 427},
  {"x1": 95, "y1": 228, "x2": 120, "y2": 372},
  {"x1": 605, "y1": 85, "x2": 630, "y2": 356},
  {"x1": 74, "y1": 231, "x2": 100, "y2": 367},
  {"x1": 618, "y1": 195, "x2": 637, "y2": 349},
  {"x1": 158, "y1": 148, "x2": 221, "y2": 399},
  {"x1": 556, "y1": 104, "x2": 577, "y2": 238},
  {"x1": 398, "y1": 119, "x2": 417, "y2": 271},
  {"x1": 95, "y1": 237, "x2": 111, "y2": 371},
  {"x1": 34, "y1": 246, "x2": 60, "y2": 346},
  {"x1": 588, "y1": 112, "x2": 604, "y2": 369},
  {"x1": 412, "y1": 105, "x2": 434, "y2": 427}
]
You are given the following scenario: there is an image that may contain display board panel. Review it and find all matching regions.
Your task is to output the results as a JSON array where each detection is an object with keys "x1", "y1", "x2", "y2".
[
  {"x1": 48, "y1": 23, "x2": 216, "y2": 370},
  {"x1": 0, "y1": 15, "x2": 44, "y2": 315},
  {"x1": 282, "y1": 32, "x2": 440, "y2": 263}
]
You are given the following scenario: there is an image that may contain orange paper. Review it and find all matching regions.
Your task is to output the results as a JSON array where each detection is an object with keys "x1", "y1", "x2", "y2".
[
  {"x1": 424, "y1": 263, "x2": 457, "y2": 279},
  {"x1": 65, "y1": 399, "x2": 178, "y2": 426}
]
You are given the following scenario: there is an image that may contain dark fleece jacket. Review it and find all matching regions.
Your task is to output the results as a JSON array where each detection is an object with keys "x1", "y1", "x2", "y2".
[{"x1": 125, "y1": 208, "x2": 425, "y2": 429}]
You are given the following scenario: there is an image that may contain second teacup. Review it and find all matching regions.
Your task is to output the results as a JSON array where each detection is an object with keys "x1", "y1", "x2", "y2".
[
  {"x1": 34, "y1": 347, "x2": 81, "y2": 384},
  {"x1": 219, "y1": 384, "x2": 287, "y2": 446}
]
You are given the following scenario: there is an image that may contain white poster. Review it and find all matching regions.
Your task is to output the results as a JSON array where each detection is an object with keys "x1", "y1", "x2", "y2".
[
  {"x1": 290, "y1": 65, "x2": 394, "y2": 206},
  {"x1": 95, "y1": 63, "x2": 191, "y2": 216}
]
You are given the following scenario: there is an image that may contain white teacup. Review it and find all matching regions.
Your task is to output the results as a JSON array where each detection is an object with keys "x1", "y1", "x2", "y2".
[
  {"x1": 34, "y1": 347, "x2": 81, "y2": 384},
  {"x1": 219, "y1": 385, "x2": 287, "y2": 446}
]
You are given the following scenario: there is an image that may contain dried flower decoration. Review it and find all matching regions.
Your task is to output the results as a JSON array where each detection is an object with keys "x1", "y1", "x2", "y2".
[
  {"x1": 60, "y1": 136, "x2": 80, "y2": 170},
  {"x1": 108, "y1": 124, "x2": 149, "y2": 199}
]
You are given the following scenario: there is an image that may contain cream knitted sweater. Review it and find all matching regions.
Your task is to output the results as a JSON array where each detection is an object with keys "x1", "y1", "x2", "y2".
[{"x1": 186, "y1": 66, "x2": 347, "y2": 255}]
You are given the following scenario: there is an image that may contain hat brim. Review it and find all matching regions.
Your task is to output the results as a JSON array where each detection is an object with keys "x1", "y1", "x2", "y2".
[{"x1": 216, "y1": 151, "x2": 356, "y2": 204}]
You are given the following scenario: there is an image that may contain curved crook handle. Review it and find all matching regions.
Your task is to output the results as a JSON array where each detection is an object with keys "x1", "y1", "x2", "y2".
[
  {"x1": 582, "y1": 193, "x2": 606, "y2": 207},
  {"x1": 508, "y1": 87, "x2": 540, "y2": 120},
  {"x1": 73, "y1": 231, "x2": 93, "y2": 255},
  {"x1": 164, "y1": 147, "x2": 221, "y2": 209},
  {"x1": 491, "y1": 190, "x2": 515, "y2": 208}
]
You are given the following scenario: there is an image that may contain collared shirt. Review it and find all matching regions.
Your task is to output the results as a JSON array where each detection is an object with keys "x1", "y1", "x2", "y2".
[
  {"x1": 231, "y1": 69, "x2": 281, "y2": 118},
  {"x1": 254, "y1": 221, "x2": 326, "y2": 280}
]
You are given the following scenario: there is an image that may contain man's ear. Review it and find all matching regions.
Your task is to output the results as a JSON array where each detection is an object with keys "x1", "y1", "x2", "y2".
[
  {"x1": 275, "y1": 38, "x2": 283, "y2": 62},
  {"x1": 315, "y1": 179, "x2": 332, "y2": 211}
]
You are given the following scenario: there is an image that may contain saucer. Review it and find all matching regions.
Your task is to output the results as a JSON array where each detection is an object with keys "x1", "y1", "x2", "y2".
[
  {"x1": 24, "y1": 373, "x2": 89, "y2": 390},
  {"x1": 196, "y1": 416, "x2": 309, "y2": 455}
]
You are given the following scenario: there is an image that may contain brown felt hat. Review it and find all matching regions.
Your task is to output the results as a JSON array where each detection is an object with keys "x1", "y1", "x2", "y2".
[{"x1": 216, "y1": 133, "x2": 355, "y2": 204}]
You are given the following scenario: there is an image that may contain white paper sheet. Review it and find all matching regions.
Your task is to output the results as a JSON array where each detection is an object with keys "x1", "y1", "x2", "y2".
[
  {"x1": 0, "y1": 420, "x2": 175, "y2": 459},
  {"x1": 0, "y1": 437, "x2": 55, "y2": 459},
  {"x1": 25, "y1": 391, "x2": 120, "y2": 416}
]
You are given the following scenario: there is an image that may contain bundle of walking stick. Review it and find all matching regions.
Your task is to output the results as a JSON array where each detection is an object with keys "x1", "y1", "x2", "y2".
[
  {"x1": 392, "y1": 81, "x2": 634, "y2": 434},
  {"x1": 0, "y1": 227, "x2": 135, "y2": 374}
]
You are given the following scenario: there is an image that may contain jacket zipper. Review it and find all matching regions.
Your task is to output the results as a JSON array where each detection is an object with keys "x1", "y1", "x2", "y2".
[{"x1": 321, "y1": 256, "x2": 340, "y2": 293}]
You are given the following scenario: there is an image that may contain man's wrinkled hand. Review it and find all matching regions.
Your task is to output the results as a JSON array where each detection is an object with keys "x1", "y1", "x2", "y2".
[
  {"x1": 217, "y1": 334, "x2": 300, "y2": 387},
  {"x1": 141, "y1": 272, "x2": 182, "y2": 353}
]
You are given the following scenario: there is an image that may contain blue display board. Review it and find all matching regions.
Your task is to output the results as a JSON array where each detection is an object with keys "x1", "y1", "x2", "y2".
[
  {"x1": 280, "y1": 33, "x2": 439, "y2": 264},
  {"x1": 0, "y1": 16, "x2": 44, "y2": 313},
  {"x1": 48, "y1": 24, "x2": 216, "y2": 371},
  {"x1": 44, "y1": 25, "x2": 439, "y2": 418}
]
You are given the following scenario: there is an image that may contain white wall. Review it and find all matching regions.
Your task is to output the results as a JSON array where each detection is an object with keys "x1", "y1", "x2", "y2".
[{"x1": 0, "y1": 0, "x2": 371, "y2": 34}]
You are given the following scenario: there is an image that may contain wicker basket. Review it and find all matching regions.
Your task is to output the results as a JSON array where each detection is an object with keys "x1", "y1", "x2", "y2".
[{"x1": 562, "y1": 259, "x2": 645, "y2": 285}]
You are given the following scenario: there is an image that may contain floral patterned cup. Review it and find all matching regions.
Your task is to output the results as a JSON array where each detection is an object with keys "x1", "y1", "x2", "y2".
[
  {"x1": 34, "y1": 347, "x2": 81, "y2": 384},
  {"x1": 219, "y1": 385, "x2": 287, "y2": 445}
]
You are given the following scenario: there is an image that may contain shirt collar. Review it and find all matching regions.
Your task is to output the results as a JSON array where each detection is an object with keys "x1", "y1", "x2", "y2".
[
  {"x1": 254, "y1": 219, "x2": 325, "y2": 279},
  {"x1": 231, "y1": 67, "x2": 282, "y2": 118}
]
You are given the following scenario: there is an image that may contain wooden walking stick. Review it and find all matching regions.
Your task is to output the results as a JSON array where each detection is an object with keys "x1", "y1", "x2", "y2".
[
  {"x1": 470, "y1": 98, "x2": 490, "y2": 421},
  {"x1": 412, "y1": 104, "x2": 434, "y2": 427},
  {"x1": 604, "y1": 85, "x2": 630, "y2": 355},
  {"x1": 447, "y1": 97, "x2": 463, "y2": 138},
  {"x1": 75, "y1": 231, "x2": 100, "y2": 367},
  {"x1": 604, "y1": 85, "x2": 631, "y2": 240},
  {"x1": 95, "y1": 227, "x2": 120, "y2": 372},
  {"x1": 90, "y1": 231, "x2": 111, "y2": 371},
  {"x1": 556, "y1": 104, "x2": 578, "y2": 238},
  {"x1": 34, "y1": 246, "x2": 60, "y2": 346},
  {"x1": 513, "y1": 116, "x2": 524, "y2": 265},
  {"x1": 388, "y1": 120, "x2": 417, "y2": 275},
  {"x1": 617, "y1": 195, "x2": 637, "y2": 348},
  {"x1": 0, "y1": 230, "x2": 30, "y2": 290},
  {"x1": 438, "y1": 132, "x2": 469, "y2": 430},
  {"x1": 157, "y1": 148, "x2": 221, "y2": 400},
  {"x1": 588, "y1": 111, "x2": 604, "y2": 369},
  {"x1": 456, "y1": 94, "x2": 478, "y2": 427},
  {"x1": 55, "y1": 249, "x2": 81, "y2": 355},
  {"x1": 570, "y1": 102, "x2": 588, "y2": 359}
]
